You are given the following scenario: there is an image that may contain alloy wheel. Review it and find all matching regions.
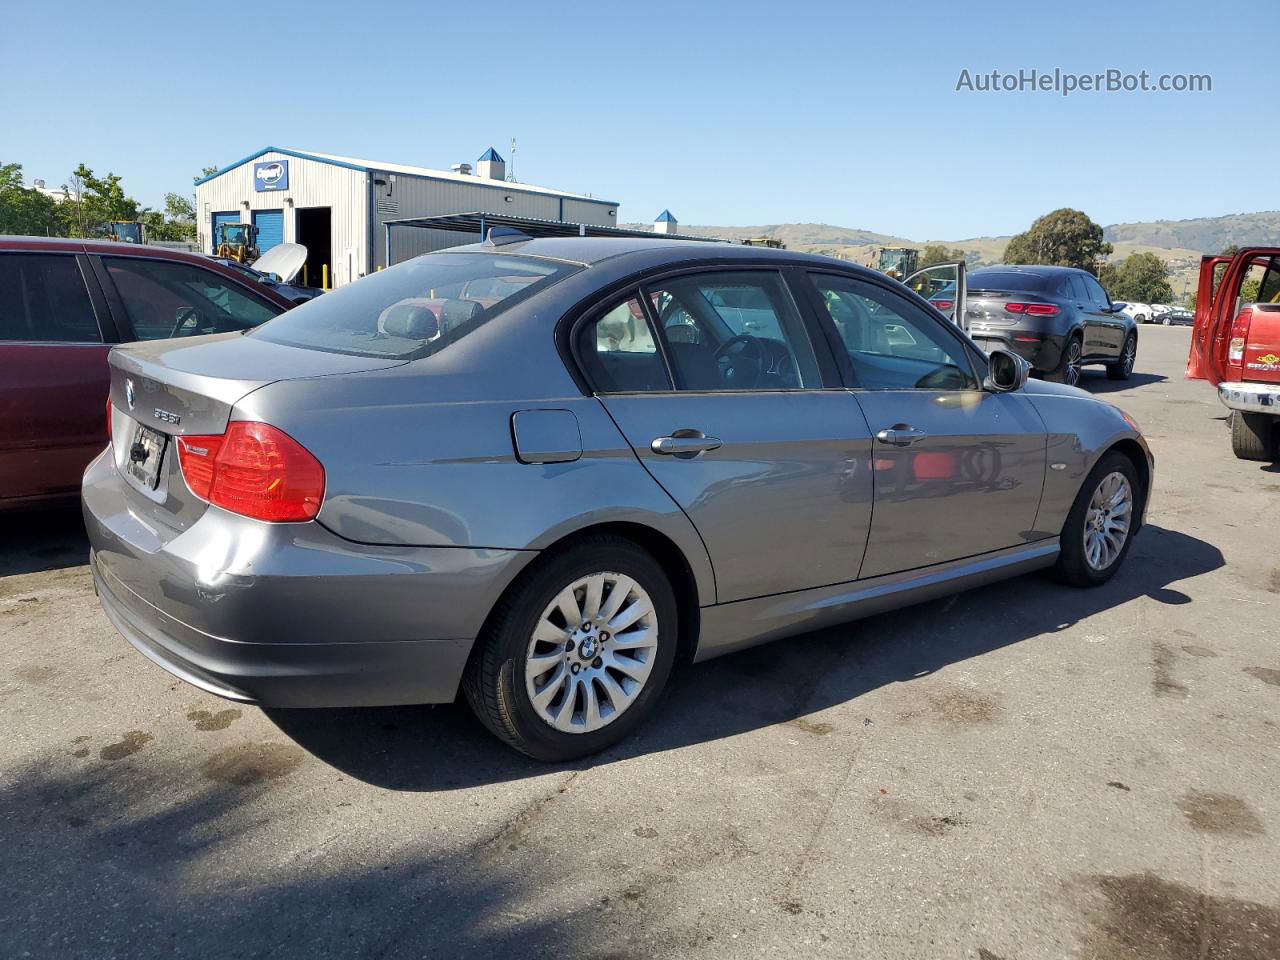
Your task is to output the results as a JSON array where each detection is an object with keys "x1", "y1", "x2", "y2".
[
  {"x1": 1065, "y1": 340, "x2": 1083, "y2": 387},
  {"x1": 1122, "y1": 339, "x2": 1135, "y2": 375},
  {"x1": 524, "y1": 572, "x2": 658, "y2": 734},
  {"x1": 1083, "y1": 471, "x2": 1132, "y2": 570}
]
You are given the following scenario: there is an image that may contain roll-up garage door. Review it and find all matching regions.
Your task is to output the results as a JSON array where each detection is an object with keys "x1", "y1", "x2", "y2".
[{"x1": 252, "y1": 209, "x2": 284, "y2": 254}]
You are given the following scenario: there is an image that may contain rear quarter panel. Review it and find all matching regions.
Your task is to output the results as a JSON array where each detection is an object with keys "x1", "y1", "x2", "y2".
[{"x1": 235, "y1": 370, "x2": 718, "y2": 607}]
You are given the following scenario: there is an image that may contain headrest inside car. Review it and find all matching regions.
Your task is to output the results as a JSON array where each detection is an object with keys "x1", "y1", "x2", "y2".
[{"x1": 377, "y1": 302, "x2": 439, "y2": 340}]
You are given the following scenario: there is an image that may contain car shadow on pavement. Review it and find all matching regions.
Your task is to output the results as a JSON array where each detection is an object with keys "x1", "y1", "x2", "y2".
[
  {"x1": 0, "y1": 745, "x2": 598, "y2": 959},
  {"x1": 1078, "y1": 371, "x2": 1167, "y2": 393},
  {"x1": 267, "y1": 523, "x2": 1222, "y2": 791},
  {"x1": 0, "y1": 505, "x2": 89, "y2": 577}
]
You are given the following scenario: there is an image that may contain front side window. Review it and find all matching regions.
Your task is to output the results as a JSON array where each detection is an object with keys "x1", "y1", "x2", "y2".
[
  {"x1": 810, "y1": 274, "x2": 978, "y2": 390},
  {"x1": 644, "y1": 271, "x2": 821, "y2": 391},
  {"x1": 105, "y1": 257, "x2": 280, "y2": 341},
  {"x1": 254, "y1": 253, "x2": 575, "y2": 359},
  {"x1": 0, "y1": 254, "x2": 101, "y2": 343}
]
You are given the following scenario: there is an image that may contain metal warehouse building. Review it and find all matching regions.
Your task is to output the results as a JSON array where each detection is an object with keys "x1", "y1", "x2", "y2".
[{"x1": 193, "y1": 146, "x2": 620, "y2": 288}]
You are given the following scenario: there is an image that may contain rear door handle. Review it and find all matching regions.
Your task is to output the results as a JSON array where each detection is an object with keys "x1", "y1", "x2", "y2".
[
  {"x1": 875, "y1": 424, "x2": 928, "y2": 446},
  {"x1": 651, "y1": 430, "x2": 723, "y2": 458}
]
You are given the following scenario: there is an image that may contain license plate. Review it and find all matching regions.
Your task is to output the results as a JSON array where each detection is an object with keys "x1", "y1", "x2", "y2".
[{"x1": 125, "y1": 421, "x2": 167, "y2": 490}]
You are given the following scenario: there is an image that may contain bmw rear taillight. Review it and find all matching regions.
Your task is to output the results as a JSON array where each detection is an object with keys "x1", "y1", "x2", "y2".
[
  {"x1": 1006, "y1": 302, "x2": 1060, "y2": 316},
  {"x1": 1226, "y1": 307, "x2": 1252, "y2": 380},
  {"x1": 176, "y1": 422, "x2": 325, "y2": 522}
]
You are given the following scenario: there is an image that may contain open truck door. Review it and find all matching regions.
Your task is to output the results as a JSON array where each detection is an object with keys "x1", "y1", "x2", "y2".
[
  {"x1": 1187, "y1": 247, "x2": 1280, "y2": 461},
  {"x1": 1188, "y1": 248, "x2": 1280, "y2": 385},
  {"x1": 1187, "y1": 254, "x2": 1234, "y2": 382},
  {"x1": 904, "y1": 261, "x2": 968, "y2": 330}
]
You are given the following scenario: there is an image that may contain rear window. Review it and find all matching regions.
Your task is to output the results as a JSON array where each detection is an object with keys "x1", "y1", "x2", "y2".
[
  {"x1": 968, "y1": 271, "x2": 1050, "y2": 293},
  {"x1": 252, "y1": 253, "x2": 577, "y2": 359}
]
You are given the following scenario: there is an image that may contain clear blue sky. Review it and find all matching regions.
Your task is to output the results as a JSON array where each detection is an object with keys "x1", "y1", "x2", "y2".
[{"x1": 3, "y1": 0, "x2": 1258, "y2": 239}]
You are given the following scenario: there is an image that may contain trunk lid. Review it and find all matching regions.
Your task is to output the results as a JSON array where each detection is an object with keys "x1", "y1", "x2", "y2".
[
  {"x1": 107, "y1": 332, "x2": 405, "y2": 535},
  {"x1": 966, "y1": 289, "x2": 1028, "y2": 329}
]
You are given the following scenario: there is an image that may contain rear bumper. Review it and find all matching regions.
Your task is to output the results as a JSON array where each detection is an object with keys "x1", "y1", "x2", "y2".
[
  {"x1": 969, "y1": 331, "x2": 1063, "y2": 372},
  {"x1": 1218, "y1": 381, "x2": 1280, "y2": 415},
  {"x1": 82, "y1": 449, "x2": 536, "y2": 707}
]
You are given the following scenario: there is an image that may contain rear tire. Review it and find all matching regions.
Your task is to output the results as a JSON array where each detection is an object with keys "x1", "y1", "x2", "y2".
[
  {"x1": 1107, "y1": 334, "x2": 1136, "y2": 380},
  {"x1": 1046, "y1": 335, "x2": 1083, "y2": 386},
  {"x1": 1053, "y1": 451, "x2": 1141, "y2": 587},
  {"x1": 1230, "y1": 411, "x2": 1278, "y2": 461},
  {"x1": 462, "y1": 535, "x2": 678, "y2": 762}
]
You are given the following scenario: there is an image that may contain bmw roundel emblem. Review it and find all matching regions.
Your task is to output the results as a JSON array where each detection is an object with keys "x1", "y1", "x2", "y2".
[{"x1": 125, "y1": 379, "x2": 135, "y2": 410}]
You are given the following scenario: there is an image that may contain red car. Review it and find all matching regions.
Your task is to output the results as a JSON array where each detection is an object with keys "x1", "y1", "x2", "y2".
[
  {"x1": 0, "y1": 237, "x2": 294, "y2": 510},
  {"x1": 1187, "y1": 247, "x2": 1280, "y2": 460}
]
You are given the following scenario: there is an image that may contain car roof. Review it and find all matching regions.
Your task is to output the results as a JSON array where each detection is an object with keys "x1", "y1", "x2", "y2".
[
  {"x1": 437, "y1": 235, "x2": 865, "y2": 271},
  {"x1": 970, "y1": 264, "x2": 1083, "y2": 276}
]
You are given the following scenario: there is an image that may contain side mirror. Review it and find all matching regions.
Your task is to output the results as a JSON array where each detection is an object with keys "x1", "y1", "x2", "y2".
[
  {"x1": 984, "y1": 349, "x2": 1030, "y2": 392},
  {"x1": 1111, "y1": 302, "x2": 1128, "y2": 312}
]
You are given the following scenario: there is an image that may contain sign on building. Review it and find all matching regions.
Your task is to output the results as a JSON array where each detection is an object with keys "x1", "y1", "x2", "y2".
[{"x1": 254, "y1": 160, "x2": 289, "y2": 192}]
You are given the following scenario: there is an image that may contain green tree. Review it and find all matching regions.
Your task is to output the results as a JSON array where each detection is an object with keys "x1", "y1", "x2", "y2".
[
  {"x1": 1003, "y1": 208, "x2": 1113, "y2": 274},
  {"x1": 140, "y1": 192, "x2": 197, "y2": 241},
  {"x1": 1105, "y1": 252, "x2": 1174, "y2": 304},
  {"x1": 919, "y1": 244, "x2": 966, "y2": 268},
  {"x1": 0, "y1": 161, "x2": 62, "y2": 236},
  {"x1": 58, "y1": 163, "x2": 139, "y2": 237}
]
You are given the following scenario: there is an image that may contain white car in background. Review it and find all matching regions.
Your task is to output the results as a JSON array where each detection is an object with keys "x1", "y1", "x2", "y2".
[{"x1": 1114, "y1": 302, "x2": 1152, "y2": 324}]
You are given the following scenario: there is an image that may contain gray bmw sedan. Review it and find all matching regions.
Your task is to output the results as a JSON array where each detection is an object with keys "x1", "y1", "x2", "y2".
[{"x1": 84, "y1": 235, "x2": 1152, "y2": 760}]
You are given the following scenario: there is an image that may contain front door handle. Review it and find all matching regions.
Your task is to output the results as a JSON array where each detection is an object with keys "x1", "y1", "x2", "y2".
[
  {"x1": 876, "y1": 424, "x2": 928, "y2": 446},
  {"x1": 651, "y1": 430, "x2": 723, "y2": 458}
]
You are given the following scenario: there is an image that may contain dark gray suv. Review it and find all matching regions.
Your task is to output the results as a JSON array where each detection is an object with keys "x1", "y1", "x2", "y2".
[{"x1": 965, "y1": 265, "x2": 1138, "y2": 386}]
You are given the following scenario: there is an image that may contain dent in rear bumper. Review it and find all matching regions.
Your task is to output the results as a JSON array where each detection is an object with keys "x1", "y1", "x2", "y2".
[{"x1": 1219, "y1": 381, "x2": 1280, "y2": 414}]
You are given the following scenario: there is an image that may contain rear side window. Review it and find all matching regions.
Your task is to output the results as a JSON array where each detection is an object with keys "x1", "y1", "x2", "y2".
[
  {"x1": 644, "y1": 271, "x2": 822, "y2": 391},
  {"x1": 1069, "y1": 274, "x2": 1091, "y2": 301},
  {"x1": 0, "y1": 254, "x2": 101, "y2": 343},
  {"x1": 105, "y1": 257, "x2": 280, "y2": 340},
  {"x1": 968, "y1": 271, "x2": 1048, "y2": 294},
  {"x1": 1081, "y1": 274, "x2": 1110, "y2": 305},
  {"x1": 577, "y1": 295, "x2": 672, "y2": 393},
  {"x1": 253, "y1": 253, "x2": 577, "y2": 359}
]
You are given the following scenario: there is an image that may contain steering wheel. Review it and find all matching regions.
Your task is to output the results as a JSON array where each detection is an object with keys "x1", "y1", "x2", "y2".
[
  {"x1": 714, "y1": 334, "x2": 767, "y2": 388},
  {"x1": 170, "y1": 306, "x2": 200, "y2": 338}
]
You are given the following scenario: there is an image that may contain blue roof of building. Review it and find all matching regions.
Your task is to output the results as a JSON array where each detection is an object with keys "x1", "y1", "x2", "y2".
[
  {"x1": 479, "y1": 147, "x2": 505, "y2": 162},
  {"x1": 655, "y1": 209, "x2": 677, "y2": 222}
]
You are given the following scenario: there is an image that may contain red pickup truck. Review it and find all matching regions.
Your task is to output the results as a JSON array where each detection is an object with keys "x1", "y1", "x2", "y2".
[
  {"x1": 0, "y1": 237, "x2": 294, "y2": 510},
  {"x1": 1187, "y1": 247, "x2": 1280, "y2": 460}
]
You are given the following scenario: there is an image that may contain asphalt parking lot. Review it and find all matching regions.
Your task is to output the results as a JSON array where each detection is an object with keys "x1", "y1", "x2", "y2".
[{"x1": 3, "y1": 326, "x2": 1278, "y2": 960}]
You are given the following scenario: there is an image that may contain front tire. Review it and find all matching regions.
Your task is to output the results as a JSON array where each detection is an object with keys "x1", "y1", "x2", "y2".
[
  {"x1": 1054, "y1": 451, "x2": 1141, "y2": 587},
  {"x1": 462, "y1": 535, "x2": 678, "y2": 762},
  {"x1": 1230, "y1": 411, "x2": 1278, "y2": 461},
  {"x1": 1107, "y1": 334, "x2": 1136, "y2": 380}
]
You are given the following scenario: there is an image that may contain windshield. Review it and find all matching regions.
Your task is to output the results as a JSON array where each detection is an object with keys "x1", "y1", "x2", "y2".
[{"x1": 252, "y1": 253, "x2": 578, "y2": 359}]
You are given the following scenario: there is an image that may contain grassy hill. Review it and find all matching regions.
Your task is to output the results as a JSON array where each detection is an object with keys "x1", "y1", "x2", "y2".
[
  {"x1": 1104, "y1": 211, "x2": 1280, "y2": 251},
  {"x1": 622, "y1": 210, "x2": 1280, "y2": 299}
]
